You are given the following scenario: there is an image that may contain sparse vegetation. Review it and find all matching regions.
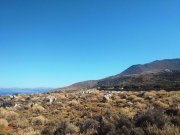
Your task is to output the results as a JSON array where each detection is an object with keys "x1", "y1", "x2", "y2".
[
  {"x1": 0, "y1": 89, "x2": 179, "y2": 134},
  {"x1": 0, "y1": 118, "x2": 8, "y2": 128},
  {"x1": 31, "y1": 115, "x2": 46, "y2": 126}
]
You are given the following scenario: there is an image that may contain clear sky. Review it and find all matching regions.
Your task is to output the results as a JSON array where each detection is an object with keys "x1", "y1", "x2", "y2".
[{"x1": 0, "y1": 0, "x2": 180, "y2": 88}]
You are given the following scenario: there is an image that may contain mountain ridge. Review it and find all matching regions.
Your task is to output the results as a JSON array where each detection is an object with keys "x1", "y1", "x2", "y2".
[{"x1": 53, "y1": 58, "x2": 180, "y2": 92}]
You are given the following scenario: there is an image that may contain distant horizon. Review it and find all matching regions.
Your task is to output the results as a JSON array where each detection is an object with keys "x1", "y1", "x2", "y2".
[
  {"x1": 0, "y1": 0, "x2": 180, "y2": 88},
  {"x1": 0, "y1": 57, "x2": 179, "y2": 88},
  {"x1": 0, "y1": 87, "x2": 53, "y2": 89}
]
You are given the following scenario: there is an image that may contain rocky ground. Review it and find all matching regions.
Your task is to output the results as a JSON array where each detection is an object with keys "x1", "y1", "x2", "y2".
[{"x1": 0, "y1": 89, "x2": 179, "y2": 135}]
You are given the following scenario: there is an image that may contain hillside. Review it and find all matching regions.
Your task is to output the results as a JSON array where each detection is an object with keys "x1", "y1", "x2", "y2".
[
  {"x1": 98, "y1": 70, "x2": 180, "y2": 90},
  {"x1": 53, "y1": 80, "x2": 98, "y2": 92},
  {"x1": 1, "y1": 88, "x2": 180, "y2": 134},
  {"x1": 111, "y1": 58, "x2": 180, "y2": 77},
  {"x1": 54, "y1": 58, "x2": 180, "y2": 91}
]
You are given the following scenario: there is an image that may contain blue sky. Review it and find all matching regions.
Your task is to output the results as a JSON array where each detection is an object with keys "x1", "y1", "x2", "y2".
[{"x1": 0, "y1": 0, "x2": 180, "y2": 88}]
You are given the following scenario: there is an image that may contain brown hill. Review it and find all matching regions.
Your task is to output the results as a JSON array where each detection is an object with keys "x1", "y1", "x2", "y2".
[
  {"x1": 53, "y1": 58, "x2": 180, "y2": 91},
  {"x1": 53, "y1": 80, "x2": 98, "y2": 92}
]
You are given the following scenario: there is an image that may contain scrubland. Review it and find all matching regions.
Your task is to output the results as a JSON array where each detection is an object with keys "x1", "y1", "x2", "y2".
[{"x1": 0, "y1": 89, "x2": 179, "y2": 135}]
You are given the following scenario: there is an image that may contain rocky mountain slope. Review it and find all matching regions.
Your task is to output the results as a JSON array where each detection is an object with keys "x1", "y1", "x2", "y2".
[
  {"x1": 111, "y1": 58, "x2": 180, "y2": 77},
  {"x1": 98, "y1": 70, "x2": 180, "y2": 90},
  {"x1": 53, "y1": 58, "x2": 180, "y2": 91},
  {"x1": 53, "y1": 80, "x2": 98, "y2": 91}
]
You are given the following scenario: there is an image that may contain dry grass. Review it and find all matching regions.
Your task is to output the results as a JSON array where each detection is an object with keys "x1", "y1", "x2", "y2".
[
  {"x1": 153, "y1": 101, "x2": 169, "y2": 109},
  {"x1": 0, "y1": 90, "x2": 179, "y2": 134},
  {"x1": 10, "y1": 117, "x2": 29, "y2": 128},
  {"x1": 134, "y1": 102, "x2": 147, "y2": 109},
  {"x1": 0, "y1": 119, "x2": 8, "y2": 128},
  {"x1": 147, "y1": 124, "x2": 180, "y2": 135},
  {"x1": 15, "y1": 127, "x2": 39, "y2": 135},
  {"x1": 32, "y1": 105, "x2": 45, "y2": 113},
  {"x1": 0, "y1": 109, "x2": 19, "y2": 121},
  {"x1": 143, "y1": 91, "x2": 156, "y2": 98},
  {"x1": 119, "y1": 107, "x2": 136, "y2": 118},
  {"x1": 31, "y1": 115, "x2": 47, "y2": 126}
]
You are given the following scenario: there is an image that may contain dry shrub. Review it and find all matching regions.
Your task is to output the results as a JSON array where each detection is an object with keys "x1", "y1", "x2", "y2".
[
  {"x1": 90, "y1": 106, "x2": 101, "y2": 113},
  {"x1": 0, "y1": 109, "x2": 19, "y2": 121},
  {"x1": 0, "y1": 90, "x2": 179, "y2": 134},
  {"x1": 31, "y1": 115, "x2": 46, "y2": 126},
  {"x1": 165, "y1": 108, "x2": 180, "y2": 116},
  {"x1": 146, "y1": 124, "x2": 180, "y2": 135},
  {"x1": 80, "y1": 119, "x2": 99, "y2": 134},
  {"x1": 117, "y1": 93, "x2": 127, "y2": 98},
  {"x1": 56, "y1": 102, "x2": 64, "y2": 108},
  {"x1": 119, "y1": 107, "x2": 136, "y2": 118},
  {"x1": 32, "y1": 105, "x2": 45, "y2": 113},
  {"x1": 16, "y1": 127, "x2": 39, "y2": 135},
  {"x1": 127, "y1": 95, "x2": 138, "y2": 100},
  {"x1": 0, "y1": 108, "x2": 8, "y2": 118},
  {"x1": 56, "y1": 93, "x2": 66, "y2": 99},
  {"x1": 170, "y1": 93, "x2": 180, "y2": 103},
  {"x1": 177, "y1": 104, "x2": 180, "y2": 110},
  {"x1": 114, "y1": 101, "x2": 125, "y2": 107},
  {"x1": 52, "y1": 109, "x2": 60, "y2": 115},
  {"x1": 97, "y1": 103, "x2": 111, "y2": 108},
  {"x1": 157, "y1": 90, "x2": 168, "y2": 97},
  {"x1": 115, "y1": 99, "x2": 126, "y2": 104},
  {"x1": 135, "y1": 109, "x2": 165, "y2": 128},
  {"x1": 114, "y1": 116, "x2": 134, "y2": 133},
  {"x1": 153, "y1": 101, "x2": 169, "y2": 109},
  {"x1": 11, "y1": 117, "x2": 29, "y2": 128},
  {"x1": 97, "y1": 118, "x2": 114, "y2": 135},
  {"x1": 6, "y1": 111, "x2": 19, "y2": 121},
  {"x1": 131, "y1": 128, "x2": 145, "y2": 135},
  {"x1": 0, "y1": 118, "x2": 8, "y2": 128},
  {"x1": 111, "y1": 95, "x2": 120, "y2": 100},
  {"x1": 143, "y1": 91, "x2": 156, "y2": 98},
  {"x1": 54, "y1": 121, "x2": 79, "y2": 135},
  {"x1": 134, "y1": 102, "x2": 147, "y2": 109},
  {"x1": 162, "y1": 97, "x2": 173, "y2": 105},
  {"x1": 89, "y1": 96, "x2": 99, "y2": 102},
  {"x1": 41, "y1": 128, "x2": 51, "y2": 135},
  {"x1": 68, "y1": 100, "x2": 79, "y2": 107},
  {"x1": 133, "y1": 97, "x2": 144, "y2": 102},
  {"x1": 170, "y1": 116, "x2": 180, "y2": 127},
  {"x1": 128, "y1": 95, "x2": 144, "y2": 103}
]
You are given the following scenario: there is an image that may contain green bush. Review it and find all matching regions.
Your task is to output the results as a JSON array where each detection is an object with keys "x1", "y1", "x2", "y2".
[
  {"x1": 134, "y1": 109, "x2": 165, "y2": 128},
  {"x1": 54, "y1": 121, "x2": 79, "y2": 135}
]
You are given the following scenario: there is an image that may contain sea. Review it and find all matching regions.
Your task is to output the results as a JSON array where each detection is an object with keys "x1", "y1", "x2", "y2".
[{"x1": 0, "y1": 88, "x2": 50, "y2": 95}]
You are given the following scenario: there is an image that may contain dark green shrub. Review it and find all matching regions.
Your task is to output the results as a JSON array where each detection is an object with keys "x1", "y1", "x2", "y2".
[
  {"x1": 97, "y1": 117, "x2": 114, "y2": 135},
  {"x1": 113, "y1": 117, "x2": 134, "y2": 135},
  {"x1": 41, "y1": 128, "x2": 51, "y2": 135},
  {"x1": 116, "y1": 126, "x2": 131, "y2": 135},
  {"x1": 165, "y1": 108, "x2": 180, "y2": 116},
  {"x1": 171, "y1": 116, "x2": 180, "y2": 127},
  {"x1": 134, "y1": 109, "x2": 165, "y2": 129},
  {"x1": 130, "y1": 128, "x2": 145, "y2": 135},
  {"x1": 115, "y1": 117, "x2": 133, "y2": 129},
  {"x1": 80, "y1": 119, "x2": 99, "y2": 134},
  {"x1": 54, "y1": 121, "x2": 78, "y2": 135}
]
